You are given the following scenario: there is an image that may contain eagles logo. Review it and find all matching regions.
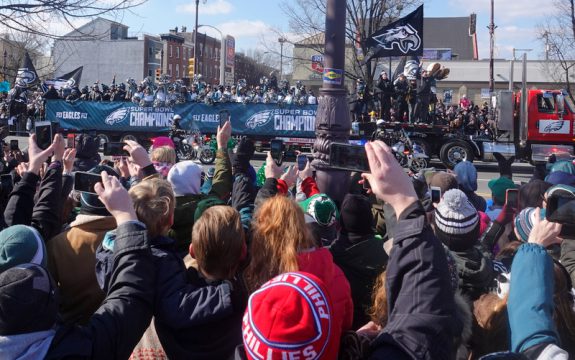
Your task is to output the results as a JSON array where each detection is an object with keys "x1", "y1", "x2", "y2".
[
  {"x1": 544, "y1": 121, "x2": 566, "y2": 133},
  {"x1": 16, "y1": 69, "x2": 37, "y2": 85},
  {"x1": 105, "y1": 108, "x2": 128, "y2": 125},
  {"x1": 246, "y1": 111, "x2": 272, "y2": 129},
  {"x1": 373, "y1": 24, "x2": 422, "y2": 54}
]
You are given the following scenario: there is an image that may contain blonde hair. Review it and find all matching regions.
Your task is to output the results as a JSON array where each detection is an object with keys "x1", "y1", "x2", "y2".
[
  {"x1": 192, "y1": 206, "x2": 244, "y2": 280},
  {"x1": 245, "y1": 196, "x2": 315, "y2": 292},
  {"x1": 151, "y1": 146, "x2": 176, "y2": 164},
  {"x1": 129, "y1": 178, "x2": 175, "y2": 238}
]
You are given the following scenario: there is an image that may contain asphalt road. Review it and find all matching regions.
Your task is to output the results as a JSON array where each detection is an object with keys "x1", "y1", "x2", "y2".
[{"x1": 6, "y1": 135, "x2": 533, "y2": 199}]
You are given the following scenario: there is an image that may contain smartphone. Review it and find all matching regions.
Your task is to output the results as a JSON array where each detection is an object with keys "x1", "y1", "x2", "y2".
[
  {"x1": 329, "y1": 143, "x2": 370, "y2": 172},
  {"x1": 103, "y1": 142, "x2": 129, "y2": 156},
  {"x1": 74, "y1": 172, "x2": 101, "y2": 194},
  {"x1": 546, "y1": 195, "x2": 575, "y2": 238},
  {"x1": 505, "y1": 189, "x2": 519, "y2": 208},
  {"x1": 35, "y1": 121, "x2": 52, "y2": 150},
  {"x1": 362, "y1": 179, "x2": 371, "y2": 190},
  {"x1": 270, "y1": 139, "x2": 283, "y2": 164},
  {"x1": 0, "y1": 174, "x2": 13, "y2": 193},
  {"x1": 219, "y1": 109, "x2": 230, "y2": 128},
  {"x1": 9, "y1": 140, "x2": 18, "y2": 151},
  {"x1": 297, "y1": 154, "x2": 308, "y2": 171},
  {"x1": 430, "y1": 186, "x2": 442, "y2": 204},
  {"x1": 66, "y1": 136, "x2": 75, "y2": 149}
]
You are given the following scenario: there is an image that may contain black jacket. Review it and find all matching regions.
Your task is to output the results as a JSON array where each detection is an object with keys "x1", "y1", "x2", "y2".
[
  {"x1": 46, "y1": 221, "x2": 155, "y2": 359},
  {"x1": 370, "y1": 202, "x2": 456, "y2": 360},
  {"x1": 560, "y1": 238, "x2": 575, "y2": 286}
]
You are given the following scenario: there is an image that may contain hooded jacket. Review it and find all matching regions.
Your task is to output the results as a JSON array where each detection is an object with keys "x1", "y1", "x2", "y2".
[
  {"x1": 297, "y1": 248, "x2": 354, "y2": 348},
  {"x1": 450, "y1": 246, "x2": 496, "y2": 301},
  {"x1": 454, "y1": 161, "x2": 487, "y2": 212}
]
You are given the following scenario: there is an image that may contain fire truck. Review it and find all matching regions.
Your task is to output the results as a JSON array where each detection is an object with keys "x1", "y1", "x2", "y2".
[{"x1": 372, "y1": 88, "x2": 575, "y2": 168}]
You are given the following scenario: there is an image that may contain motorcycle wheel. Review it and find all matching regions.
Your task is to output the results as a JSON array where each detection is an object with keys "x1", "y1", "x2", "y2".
[
  {"x1": 199, "y1": 147, "x2": 216, "y2": 164},
  {"x1": 394, "y1": 152, "x2": 408, "y2": 167},
  {"x1": 177, "y1": 144, "x2": 193, "y2": 161},
  {"x1": 409, "y1": 157, "x2": 428, "y2": 173}
]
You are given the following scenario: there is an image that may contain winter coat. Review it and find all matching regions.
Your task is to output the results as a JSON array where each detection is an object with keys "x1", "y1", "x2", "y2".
[
  {"x1": 560, "y1": 238, "x2": 575, "y2": 287},
  {"x1": 297, "y1": 247, "x2": 354, "y2": 350},
  {"x1": 168, "y1": 149, "x2": 232, "y2": 254},
  {"x1": 450, "y1": 246, "x2": 497, "y2": 301},
  {"x1": 370, "y1": 202, "x2": 456, "y2": 360},
  {"x1": 330, "y1": 233, "x2": 387, "y2": 329},
  {"x1": 47, "y1": 215, "x2": 117, "y2": 325},
  {"x1": 44, "y1": 222, "x2": 155, "y2": 359}
]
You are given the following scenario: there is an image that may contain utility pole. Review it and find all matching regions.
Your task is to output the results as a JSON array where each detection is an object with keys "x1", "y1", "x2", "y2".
[
  {"x1": 312, "y1": 0, "x2": 351, "y2": 203},
  {"x1": 488, "y1": 0, "x2": 496, "y2": 93},
  {"x1": 278, "y1": 37, "x2": 286, "y2": 81},
  {"x1": 2, "y1": 50, "x2": 6, "y2": 82},
  {"x1": 194, "y1": 0, "x2": 199, "y2": 75}
]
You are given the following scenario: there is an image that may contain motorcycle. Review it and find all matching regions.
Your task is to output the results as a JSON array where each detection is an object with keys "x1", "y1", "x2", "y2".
[
  {"x1": 391, "y1": 129, "x2": 429, "y2": 172},
  {"x1": 170, "y1": 130, "x2": 216, "y2": 164}
]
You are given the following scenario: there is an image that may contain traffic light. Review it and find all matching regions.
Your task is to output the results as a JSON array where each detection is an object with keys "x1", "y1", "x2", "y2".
[
  {"x1": 188, "y1": 58, "x2": 195, "y2": 78},
  {"x1": 155, "y1": 68, "x2": 161, "y2": 82}
]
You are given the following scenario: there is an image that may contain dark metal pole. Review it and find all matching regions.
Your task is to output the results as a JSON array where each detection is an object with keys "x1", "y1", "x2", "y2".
[
  {"x1": 160, "y1": 49, "x2": 164, "y2": 75},
  {"x1": 2, "y1": 50, "x2": 6, "y2": 81},
  {"x1": 488, "y1": 0, "x2": 495, "y2": 93},
  {"x1": 279, "y1": 38, "x2": 284, "y2": 81},
  {"x1": 312, "y1": 0, "x2": 350, "y2": 204},
  {"x1": 194, "y1": 0, "x2": 199, "y2": 75}
]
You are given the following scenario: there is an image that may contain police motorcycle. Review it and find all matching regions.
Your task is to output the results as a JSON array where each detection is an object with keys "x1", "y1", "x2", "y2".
[
  {"x1": 169, "y1": 115, "x2": 216, "y2": 164},
  {"x1": 373, "y1": 121, "x2": 428, "y2": 172}
]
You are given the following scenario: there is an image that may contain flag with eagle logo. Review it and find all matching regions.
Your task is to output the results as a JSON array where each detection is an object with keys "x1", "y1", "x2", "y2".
[
  {"x1": 15, "y1": 52, "x2": 40, "y2": 88},
  {"x1": 365, "y1": 5, "x2": 424, "y2": 60}
]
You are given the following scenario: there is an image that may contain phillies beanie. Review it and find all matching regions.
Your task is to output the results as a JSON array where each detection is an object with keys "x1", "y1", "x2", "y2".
[
  {"x1": 242, "y1": 272, "x2": 337, "y2": 360},
  {"x1": 0, "y1": 225, "x2": 47, "y2": 273},
  {"x1": 434, "y1": 189, "x2": 480, "y2": 251}
]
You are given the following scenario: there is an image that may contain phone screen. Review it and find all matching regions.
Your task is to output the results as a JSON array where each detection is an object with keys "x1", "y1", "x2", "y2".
[
  {"x1": 431, "y1": 187, "x2": 442, "y2": 204},
  {"x1": 1, "y1": 174, "x2": 13, "y2": 193},
  {"x1": 74, "y1": 172, "x2": 101, "y2": 194},
  {"x1": 9, "y1": 140, "x2": 18, "y2": 151},
  {"x1": 297, "y1": 155, "x2": 308, "y2": 171},
  {"x1": 329, "y1": 143, "x2": 370, "y2": 172},
  {"x1": 505, "y1": 189, "x2": 519, "y2": 208},
  {"x1": 103, "y1": 142, "x2": 128, "y2": 156},
  {"x1": 219, "y1": 110, "x2": 230, "y2": 128},
  {"x1": 35, "y1": 123, "x2": 52, "y2": 150},
  {"x1": 270, "y1": 140, "x2": 283, "y2": 162}
]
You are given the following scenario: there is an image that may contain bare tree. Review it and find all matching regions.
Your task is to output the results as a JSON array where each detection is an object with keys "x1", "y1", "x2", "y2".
[
  {"x1": 0, "y1": 0, "x2": 146, "y2": 40},
  {"x1": 538, "y1": 0, "x2": 575, "y2": 101},
  {"x1": 234, "y1": 51, "x2": 278, "y2": 86},
  {"x1": 278, "y1": 0, "x2": 420, "y2": 89}
]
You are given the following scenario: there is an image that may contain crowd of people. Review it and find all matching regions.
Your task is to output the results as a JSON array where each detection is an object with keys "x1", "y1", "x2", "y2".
[{"x1": 0, "y1": 119, "x2": 573, "y2": 360}]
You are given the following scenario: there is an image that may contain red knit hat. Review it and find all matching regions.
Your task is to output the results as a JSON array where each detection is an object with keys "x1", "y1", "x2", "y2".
[{"x1": 242, "y1": 272, "x2": 337, "y2": 360}]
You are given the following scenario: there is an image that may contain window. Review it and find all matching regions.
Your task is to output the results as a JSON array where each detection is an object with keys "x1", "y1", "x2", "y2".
[
  {"x1": 169, "y1": 45, "x2": 173, "y2": 57},
  {"x1": 148, "y1": 69, "x2": 153, "y2": 77},
  {"x1": 176, "y1": 65, "x2": 180, "y2": 78},
  {"x1": 168, "y1": 64, "x2": 172, "y2": 76},
  {"x1": 176, "y1": 47, "x2": 180, "y2": 59},
  {"x1": 537, "y1": 94, "x2": 555, "y2": 113},
  {"x1": 148, "y1": 47, "x2": 153, "y2": 56}
]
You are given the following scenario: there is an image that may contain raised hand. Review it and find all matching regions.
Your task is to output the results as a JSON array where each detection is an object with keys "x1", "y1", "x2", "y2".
[
  {"x1": 264, "y1": 151, "x2": 283, "y2": 180},
  {"x1": 217, "y1": 120, "x2": 232, "y2": 150},
  {"x1": 528, "y1": 208, "x2": 562, "y2": 248},
  {"x1": 94, "y1": 171, "x2": 137, "y2": 225},
  {"x1": 123, "y1": 140, "x2": 152, "y2": 168},
  {"x1": 28, "y1": 134, "x2": 55, "y2": 175}
]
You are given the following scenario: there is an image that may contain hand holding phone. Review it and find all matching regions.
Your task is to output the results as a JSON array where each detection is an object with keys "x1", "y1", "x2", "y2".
[
  {"x1": 329, "y1": 143, "x2": 370, "y2": 172},
  {"x1": 10, "y1": 140, "x2": 19, "y2": 151},
  {"x1": 74, "y1": 172, "x2": 102, "y2": 194},
  {"x1": 103, "y1": 142, "x2": 129, "y2": 157},
  {"x1": 505, "y1": 189, "x2": 519, "y2": 209},
  {"x1": 270, "y1": 139, "x2": 283, "y2": 165},
  {"x1": 430, "y1": 186, "x2": 442, "y2": 204},
  {"x1": 219, "y1": 110, "x2": 230, "y2": 128},
  {"x1": 297, "y1": 154, "x2": 308, "y2": 171}
]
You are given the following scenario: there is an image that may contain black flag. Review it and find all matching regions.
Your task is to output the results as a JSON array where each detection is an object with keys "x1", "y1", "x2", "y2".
[
  {"x1": 15, "y1": 52, "x2": 39, "y2": 87},
  {"x1": 44, "y1": 66, "x2": 83, "y2": 90},
  {"x1": 365, "y1": 5, "x2": 424, "y2": 60}
]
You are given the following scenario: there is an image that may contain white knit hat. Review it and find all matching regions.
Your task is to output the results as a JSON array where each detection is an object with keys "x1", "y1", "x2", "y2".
[
  {"x1": 434, "y1": 189, "x2": 480, "y2": 251},
  {"x1": 167, "y1": 161, "x2": 203, "y2": 196}
]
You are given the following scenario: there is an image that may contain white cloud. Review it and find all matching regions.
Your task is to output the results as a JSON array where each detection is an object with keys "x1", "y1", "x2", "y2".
[
  {"x1": 178, "y1": 0, "x2": 233, "y2": 15},
  {"x1": 216, "y1": 20, "x2": 271, "y2": 38}
]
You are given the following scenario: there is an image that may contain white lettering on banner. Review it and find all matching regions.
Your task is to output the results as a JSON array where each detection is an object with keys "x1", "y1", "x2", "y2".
[
  {"x1": 274, "y1": 115, "x2": 315, "y2": 132},
  {"x1": 129, "y1": 112, "x2": 173, "y2": 127},
  {"x1": 58, "y1": 111, "x2": 88, "y2": 120},
  {"x1": 192, "y1": 114, "x2": 219, "y2": 123}
]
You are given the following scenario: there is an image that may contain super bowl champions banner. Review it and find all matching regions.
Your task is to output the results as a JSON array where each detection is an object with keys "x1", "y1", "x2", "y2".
[{"x1": 45, "y1": 100, "x2": 318, "y2": 138}]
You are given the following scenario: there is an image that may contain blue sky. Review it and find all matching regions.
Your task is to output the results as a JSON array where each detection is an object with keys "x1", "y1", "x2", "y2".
[{"x1": 104, "y1": 0, "x2": 549, "y2": 60}]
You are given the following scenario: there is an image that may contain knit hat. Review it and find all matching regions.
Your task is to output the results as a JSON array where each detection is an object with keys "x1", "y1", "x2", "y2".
[
  {"x1": 80, "y1": 165, "x2": 120, "y2": 216},
  {"x1": 242, "y1": 272, "x2": 337, "y2": 360},
  {"x1": 193, "y1": 197, "x2": 227, "y2": 222},
  {"x1": 167, "y1": 160, "x2": 203, "y2": 196},
  {"x1": 454, "y1": 161, "x2": 478, "y2": 192},
  {"x1": 545, "y1": 171, "x2": 575, "y2": 186},
  {"x1": 428, "y1": 172, "x2": 459, "y2": 195},
  {"x1": 549, "y1": 160, "x2": 575, "y2": 175},
  {"x1": 0, "y1": 263, "x2": 58, "y2": 335},
  {"x1": 0, "y1": 225, "x2": 47, "y2": 273},
  {"x1": 340, "y1": 194, "x2": 373, "y2": 236},
  {"x1": 514, "y1": 207, "x2": 545, "y2": 243},
  {"x1": 299, "y1": 194, "x2": 339, "y2": 227},
  {"x1": 488, "y1": 177, "x2": 517, "y2": 204},
  {"x1": 434, "y1": 189, "x2": 480, "y2": 251},
  {"x1": 151, "y1": 136, "x2": 175, "y2": 149}
]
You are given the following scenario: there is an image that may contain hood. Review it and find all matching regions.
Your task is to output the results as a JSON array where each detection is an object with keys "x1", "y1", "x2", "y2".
[
  {"x1": 330, "y1": 234, "x2": 387, "y2": 275},
  {"x1": 0, "y1": 329, "x2": 55, "y2": 360},
  {"x1": 454, "y1": 161, "x2": 478, "y2": 192},
  {"x1": 451, "y1": 247, "x2": 495, "y2": 292}
]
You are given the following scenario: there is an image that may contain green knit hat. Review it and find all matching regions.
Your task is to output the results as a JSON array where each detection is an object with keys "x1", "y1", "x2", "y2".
[
  {"x1": 0, "y1": 225, "x2": 48, "y2": 273},
  {"x1": 488, "y1": 177, "x2": 517, "y2": 202},
  {"x1": 194, "y1": 197, "x2": 227, "y2": 222},
  {"x1": 298, "y1": 194, "x2": 340, "y2": 227}
]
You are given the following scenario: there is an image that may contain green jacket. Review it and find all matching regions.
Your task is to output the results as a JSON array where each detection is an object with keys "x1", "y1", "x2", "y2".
[{"x1": 168, "y1": 149, "x2": 232, "y2": 255}]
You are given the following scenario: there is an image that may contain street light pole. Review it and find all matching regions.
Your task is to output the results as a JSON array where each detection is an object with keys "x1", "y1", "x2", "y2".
[
  {"x1": 198, "y1": 24, "x2": 226, "y2": 85},
  {"x1": 2, "y1": 50, "x2": 6, "y2": 82},
  {"x1": 278, "y1": 37, "x2": 286, "y2": 81},
  {"x1": 194, "y1": 0, "x2": 199, "y2": 76},
  {"x1": 312, "y1": 0, "x2": 351, "y2": 203},
  {"x1": 488, "y1": 0, "x2": 496, "y2": 93}
]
